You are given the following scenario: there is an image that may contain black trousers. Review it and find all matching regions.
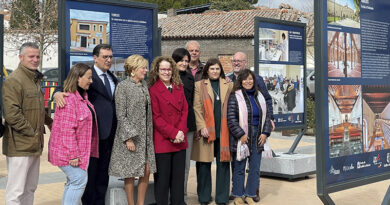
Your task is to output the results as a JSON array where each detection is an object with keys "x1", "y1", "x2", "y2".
[
  {"x1": 196, "y1": 139, "x2": 230, "y2": 204},
  {"x1": 154, "y1": 149, "x2": 186, "y2": 205},
  {"x1": 82, "y1": 138, "x2": 113, "y2": 205}
]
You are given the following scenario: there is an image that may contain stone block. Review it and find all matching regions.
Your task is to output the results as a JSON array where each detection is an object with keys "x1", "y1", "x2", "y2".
[{"x1": 260, "y1": 152, "x2": 316, "y2": 179}]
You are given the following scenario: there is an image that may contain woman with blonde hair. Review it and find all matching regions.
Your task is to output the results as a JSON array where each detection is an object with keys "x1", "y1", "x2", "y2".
[
  {"x1": 109, "y1": 54, "x2": 156, "y2": 205},
  {"x1": 49, "y1": 63, "x2": 98, "y2": 204},
  {"x1": 148, "y1": 56, "x2": 188, "y2": 205}
]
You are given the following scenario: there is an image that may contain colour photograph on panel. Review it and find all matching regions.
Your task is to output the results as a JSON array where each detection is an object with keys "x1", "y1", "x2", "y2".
[
  {"x1": 259, "y1": 64, "x2": 304, "y2": 114},
  {"x1": 362, "y1": 85, "x2": 390, "y2": 153},
  {"x1": 329, "y1": 85, "x2": 363, "y2": 158},
  {"x1": 70, "y1": 56, "x2": 126, "y2": 80},
  {"x1": 327, "y1": 0, "x2": 360, "y2": 29},
  {"x1": 328, "y1": 31, "x2": 361, "y2": 78},
  {"x1": 69, "y1": 9, "x2": 110, "y2": 53},
  {"x1": 259, "y1": 28, "x2": 289, "y2": 62}
]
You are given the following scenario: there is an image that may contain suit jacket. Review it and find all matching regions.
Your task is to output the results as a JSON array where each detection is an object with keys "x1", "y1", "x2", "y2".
[
  {"x1": 191, "y1": 78, "x2": 233, "y2": 162},
  {"x1": 149, "y1": 79, "x2": 188, "y2": 154},
  {"x1": 54, "y1": 66, "x2": 118, "y2": 140},
  {"x1": 88, "y1": 66, "x2": 118, "y2": 140}
]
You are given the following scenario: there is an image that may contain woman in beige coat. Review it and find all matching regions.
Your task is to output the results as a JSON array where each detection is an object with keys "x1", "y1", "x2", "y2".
[{"x1": 191, "y1": 58, "x2": 233, "y2": 205}]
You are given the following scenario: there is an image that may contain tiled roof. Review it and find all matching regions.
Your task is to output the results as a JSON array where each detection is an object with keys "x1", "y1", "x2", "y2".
[{"x1": 159, "y1": 5, "x2": 314, "y2": 45}]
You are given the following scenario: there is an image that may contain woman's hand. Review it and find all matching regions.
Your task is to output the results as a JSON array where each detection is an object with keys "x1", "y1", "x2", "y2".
[
  {"x1": 173, "y1": 131, "x2": 185, "y2": 143},
  {"x1": 200, "y1": 128, "x2": 209, "y2": 138},
  {"x1": 240, "y1": 135, "x2": 248, "y2": 144},
  {"x1": 258, "y1": 134, "x2": 267, "y2": 146},
  {"x1": 69, "y1": 158, "x2": 80, "y2": 167},
  {"x1": 126, "y1": 139, "x2": 135, "y2": 151}
]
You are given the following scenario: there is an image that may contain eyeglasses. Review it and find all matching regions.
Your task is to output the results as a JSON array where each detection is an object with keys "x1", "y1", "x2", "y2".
[
  {"x1": 159, "y1": 69, "x2": 172, "y2": 73},
  {"x1": 232, "y1": 59, "x2": 246, "y2": 63},
  {"x1": 102, "y1": 55, "x2": 113, "y2": 60}
]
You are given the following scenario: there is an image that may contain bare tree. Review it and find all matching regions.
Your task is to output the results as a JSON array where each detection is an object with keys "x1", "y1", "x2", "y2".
[{"x1": 5, "y1": 0, "x2": 57, "y2": 71}]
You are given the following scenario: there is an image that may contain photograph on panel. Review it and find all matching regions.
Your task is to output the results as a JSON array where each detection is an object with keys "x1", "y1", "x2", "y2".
[
  {"x1": 362, "y1": 85, "x2": 390, "y2": 152},
  {"x1": 329, "y1": 85, "x2": 363, "y2": 158},
  {"x1": 259, "y1": 64, "x2": 304, "y2": 114},
  {"x1": 327, "y1": 0, "x2": 360, "y2": 29},
  {"x1": 259, "y1": 28, "x2": 289, "y2": 62},
  {"x1": 328, "y1": 31, "x2": 361, "y2": 78},
  {"x1": 70, "y1": 9, "x2": 110, "y2": 53},
  {"x1": 70, "y1": 56, "x2": 126, "y2": 81}
]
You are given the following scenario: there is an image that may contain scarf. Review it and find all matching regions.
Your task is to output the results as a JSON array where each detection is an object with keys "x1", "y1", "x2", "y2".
[
  {"x1": 200, "y1": 79, "x2": 231, "y2": 162},
  {"x1": 235, "y1": 89, "x2": 267, "y2": 138}
]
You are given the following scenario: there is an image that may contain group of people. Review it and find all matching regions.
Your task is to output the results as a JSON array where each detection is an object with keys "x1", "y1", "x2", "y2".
[{"x1": 2, "y1": 41, "x2": 275, "y2": 205}]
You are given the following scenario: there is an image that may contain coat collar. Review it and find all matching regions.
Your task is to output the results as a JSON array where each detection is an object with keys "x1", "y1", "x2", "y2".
[
  {"x1": 202, "y1": 77, "x2": 229, "y2": 105},
  {"x1": 154, "y1": 79, "x2": 182, "y2": 111},
  {"x1": 17, "y1": 63, "x2": 43, "y2": 83}
]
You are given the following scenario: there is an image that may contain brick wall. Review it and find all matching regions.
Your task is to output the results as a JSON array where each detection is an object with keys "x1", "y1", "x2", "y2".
[{"x1": 161, "y1": 38, "x2": 255, "y2": 73}]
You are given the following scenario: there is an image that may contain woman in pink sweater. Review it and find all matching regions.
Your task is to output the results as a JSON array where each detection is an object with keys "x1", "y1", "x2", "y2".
[{"x1": 49, "y1": 63, "x2": 99, "y2": 204}]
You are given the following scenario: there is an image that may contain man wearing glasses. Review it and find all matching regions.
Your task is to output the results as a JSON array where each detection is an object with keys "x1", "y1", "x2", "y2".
[
  {"x1": 228, "y1": 51, "x2": 274, "y2": 202},
  {"x1": 54, "y1": 44, "x2": 118, "y2": 205}
]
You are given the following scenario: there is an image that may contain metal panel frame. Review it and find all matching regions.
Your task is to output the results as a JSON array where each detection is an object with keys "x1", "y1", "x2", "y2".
[
  {"x1": 314, "y1": 1, "x2": 390, "y2": 204},
  {"x1": 254, "y1": 16, "x2": 307, "y2": 131},
  {"x1": 58, "y1": 0, "x2": 158, "y2": 85}
]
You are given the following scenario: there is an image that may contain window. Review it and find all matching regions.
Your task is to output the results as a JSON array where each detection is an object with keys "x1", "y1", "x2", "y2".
[
  {"x1": 99, "y1": 39, "x2": 103, "y2": 44},
  {"x1": 93, "y1": 38, "x2": 96, "y2": 45},
  {"x1": 93, "y1": 25, "x2": 96, "y2": 31},
  {"x1": 79, "y1": 24, "x2": 90, "y2": 31},
  {"x1": 99, "y1": 25, "x2": 103, "y2": 32}
]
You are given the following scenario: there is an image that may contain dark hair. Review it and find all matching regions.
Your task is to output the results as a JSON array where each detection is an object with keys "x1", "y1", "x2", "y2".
[
  {"x1": 233, "y1": 69, "x2": 259, "y2": 95},
  {"x1": 93, "y1": 44, "x2": 112, "y2": 56},
  {"x1": 282, "y1": 33, "x2": 286, "y2": 39},
  {"x1": 202, "y1": 58, "x2": 225, "y2": 79},
  {"x1": 172, "y1": 48, "x2": 191, "y2": 63}
]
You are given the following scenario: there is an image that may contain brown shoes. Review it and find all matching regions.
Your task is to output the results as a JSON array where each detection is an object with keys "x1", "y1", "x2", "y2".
[{"x1": 253, "y1": 188, "x2": 260, "y2": 202}]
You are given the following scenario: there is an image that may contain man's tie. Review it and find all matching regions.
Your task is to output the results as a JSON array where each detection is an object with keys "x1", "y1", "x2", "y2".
[
  {"x1": 103, "y1": 74, "x2": 112, "y2": 99},
  {"x1": 168, "y1": 87, "x2": 172, "y2": 93}
]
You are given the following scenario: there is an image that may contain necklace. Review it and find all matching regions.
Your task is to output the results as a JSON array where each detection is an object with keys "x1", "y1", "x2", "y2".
[{"x1": 212, "y1": 87, "x2": 220, "y2": 100}]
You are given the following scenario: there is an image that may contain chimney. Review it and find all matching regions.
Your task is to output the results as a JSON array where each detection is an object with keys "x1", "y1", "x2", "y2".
[{"x1": 167, "y1": 8, "x2": 177, "y2": 17}]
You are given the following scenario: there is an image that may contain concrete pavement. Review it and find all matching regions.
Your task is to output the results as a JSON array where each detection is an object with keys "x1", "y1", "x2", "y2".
[{"x1": 0, "y1": 131, "x2": 389, "y2": 204}]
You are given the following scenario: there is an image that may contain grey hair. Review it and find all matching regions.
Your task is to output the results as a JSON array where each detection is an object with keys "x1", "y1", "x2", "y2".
[
  {"x1": 19, "y1": 42, "x2": 39, "y2": 55},
  {"x1": 185, "y1": 40, "x2": 200, "y2": 49}
]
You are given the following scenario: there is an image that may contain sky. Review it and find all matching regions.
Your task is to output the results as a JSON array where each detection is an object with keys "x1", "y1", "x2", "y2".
[
  {"x1": 333, "y1": 0, "x2": 357, "y2": 11},
  {"x1": 70, "y1": 9, "x2": 110, "y2": 32},
  {"x1": 255, "y1": 0, "x2": 313, "y2": 13}
]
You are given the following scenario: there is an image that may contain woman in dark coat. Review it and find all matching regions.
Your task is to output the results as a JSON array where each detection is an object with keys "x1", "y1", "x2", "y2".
[
  {"x1": 227, "y1": 69, "x2": 273, "y2": 205},
  {"x1": 172, "y1": 48, "x2": 196, "y2": 203}
]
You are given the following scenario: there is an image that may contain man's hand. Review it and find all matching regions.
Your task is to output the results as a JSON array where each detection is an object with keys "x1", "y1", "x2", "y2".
[
  {"x1": 271, "y1": 120, "x2": 275, "y2": 131},
  {"x1": 240, "y1": 135, "x2": 248, "y2": 144},
  {"x1": 53, "y1": 92, "x2": 69, "y2": 108}
]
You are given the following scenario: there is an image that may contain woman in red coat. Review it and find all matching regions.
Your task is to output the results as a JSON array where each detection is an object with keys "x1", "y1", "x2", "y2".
[{"x1": 148, "y1": 56, "x2": 188, "y2": 205}]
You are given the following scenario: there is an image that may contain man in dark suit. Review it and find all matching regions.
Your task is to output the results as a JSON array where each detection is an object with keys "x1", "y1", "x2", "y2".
[{"x1": 54, "y1": 44, "x2": 118, "y2": 205}]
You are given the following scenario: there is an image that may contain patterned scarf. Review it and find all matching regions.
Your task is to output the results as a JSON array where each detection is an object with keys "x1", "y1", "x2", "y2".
[{"x1": 200, "y1": 79, "x2": 230, "y2": 162}]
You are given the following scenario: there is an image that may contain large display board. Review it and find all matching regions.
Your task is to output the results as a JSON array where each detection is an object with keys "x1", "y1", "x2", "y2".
[
  {"x1": 58, "y1": 0, "x2": 158, "y2": 83},
  {"x1": 315, "y1": 0, "x2": 390, "y2": 203},
  {"x1": 254, "y1": 17, "x2": 306, "y2": 130}
]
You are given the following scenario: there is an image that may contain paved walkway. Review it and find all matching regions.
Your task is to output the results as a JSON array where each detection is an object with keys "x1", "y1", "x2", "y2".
[{"x1": 0, "y1": 131, "x2": 389, "y2": 204}]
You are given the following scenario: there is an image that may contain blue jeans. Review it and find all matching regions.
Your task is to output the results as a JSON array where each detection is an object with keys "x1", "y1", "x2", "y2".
[
  {"x1": 232, "y1": 126, "x2": 263, "y2": 197},
  {"x1": 60, "y1": 165, "x2": 88, "y2": 205}
]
